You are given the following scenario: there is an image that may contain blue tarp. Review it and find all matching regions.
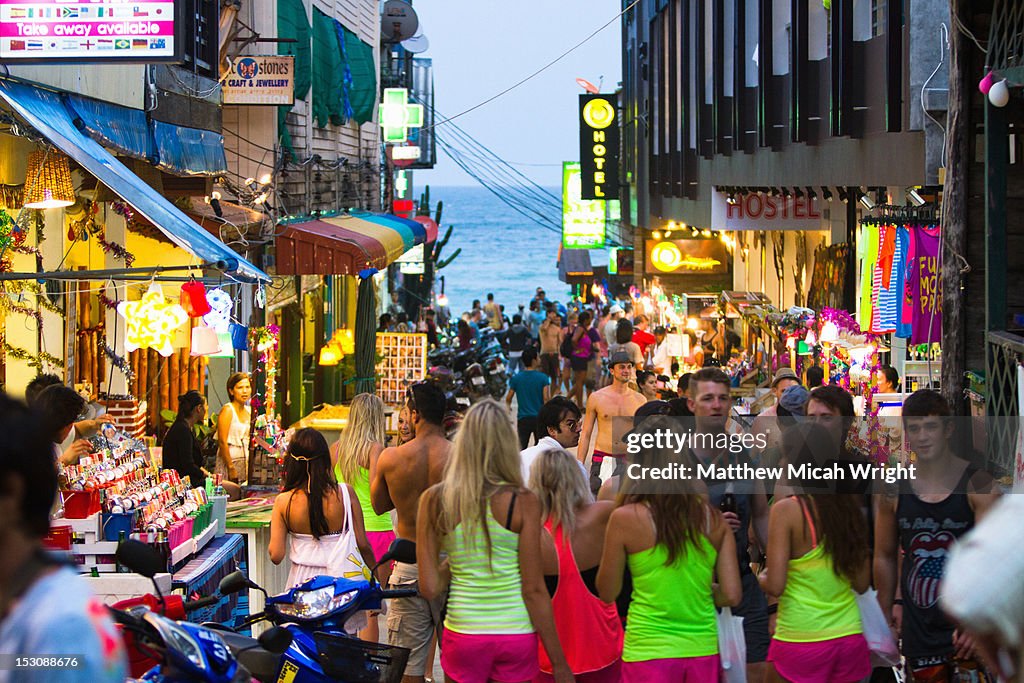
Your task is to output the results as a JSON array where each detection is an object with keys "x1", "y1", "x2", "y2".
[
  {"x1": 151, "y1": 120, "x2": 228, "y2": 177},
  {"x1": 64, "y1": 93, "x2": 155, "y2": 163},
  {"x1": 0, "y1": 81, "x2": 269, "y2": 283}
]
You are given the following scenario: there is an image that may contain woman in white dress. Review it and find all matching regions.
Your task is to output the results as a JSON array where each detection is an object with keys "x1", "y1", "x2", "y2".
[
  {"x1": 216, "y1": 372, "x2": 251, "y2": 483},
  {"x1": 269, "y1": 428, "x2": 377, "y2": 632}
]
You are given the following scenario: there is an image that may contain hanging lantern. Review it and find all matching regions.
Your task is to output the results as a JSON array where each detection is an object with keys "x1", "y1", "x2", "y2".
[
  {"x1": 229, "y1": 322, "x2": 249, "y2": 351},
  {"x1": 117, "y1": 283, "x2": 188, "y2": 357},
  {"x1": 190, "y1": 323, "x2": 221, "y2": 356},
  {"x1": 318, "y1": 345, "x2": 340, "y2": 366},
  {"x1": 804, "y1": 330, "x2": 817, "y2": 346},
  {"x1": 23, "y1": 150, "x2": 75, "y2": 209},
  {"x1": 203, "y1": 288, "x2": 233, "y2": 332},
  {"x1": 180, "y1": 279, "x2": 212, "y2": 317},
  {"x1": 211, "y1": 331, "x2": 235, "y2": 358}
]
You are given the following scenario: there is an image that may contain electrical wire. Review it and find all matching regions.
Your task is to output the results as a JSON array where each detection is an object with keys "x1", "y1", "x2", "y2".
[{"x1": 421, "y1": 0, "x2": 640, "y2": 131}]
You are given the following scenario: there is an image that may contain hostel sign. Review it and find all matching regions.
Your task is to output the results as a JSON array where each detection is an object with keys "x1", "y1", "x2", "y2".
[
  {"x1": 0, "y1": 0, "x2": 182, "y2": 63},
  {"x1": 562, "y1": 162, "x2": 605, "y2": 249},
  {"x1": 710, "y1": 190, "x2": 827, "y2": 231},
  {"x1": 578, "y1": 93, "x2": 619, "y2": 200},
  {"x1": 223, "y1": 56, "x2": 295, "y2": 105}
]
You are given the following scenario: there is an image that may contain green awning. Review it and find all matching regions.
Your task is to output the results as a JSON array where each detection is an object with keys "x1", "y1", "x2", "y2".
[
  {"x1": 277, "y1": 0, "x2": 310, "y2": 158},
  {"x1": 340, "y1": 26, "x2": 376, "y2": 125},
  {"x1": 312, "y1": 7, "x2": 344, "y2": 128}
]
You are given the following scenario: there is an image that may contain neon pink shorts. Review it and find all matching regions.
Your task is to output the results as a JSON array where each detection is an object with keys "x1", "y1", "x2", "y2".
[
  {"x1": 768, "y1": 634, "x2": 871, "y2": 683},
  {"x1": 621, "y1": 654, "x2": 719, "y2": 682},
  {"x1": 366, "y1": 530, "x2": 396, "y2": 564},
  {"x1": 441, "y1": 630, "x2": 539, "y2": 683}
]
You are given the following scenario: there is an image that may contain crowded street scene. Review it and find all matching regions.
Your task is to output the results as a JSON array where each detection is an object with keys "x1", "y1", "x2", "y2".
[{"x1": 2, "y1": 0, "x2": 1024, "y2": 682}]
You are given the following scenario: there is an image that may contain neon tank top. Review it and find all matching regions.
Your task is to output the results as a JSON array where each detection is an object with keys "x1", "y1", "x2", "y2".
[
  {"x1": 538, "y1": 520, "x2": 623, "y2": 674},
  {"x1": 775, "y1": 497, "x2": 862, "y2": 642},
  {"x1": 334, "y1": 463, "x2": 393, "y2": 533},
  {"x1": 442, "y1": 503, "x2": 534, "y2": 635},
  {"x1": 623, "y1": 534, "x2": 718, "y2": 661}
]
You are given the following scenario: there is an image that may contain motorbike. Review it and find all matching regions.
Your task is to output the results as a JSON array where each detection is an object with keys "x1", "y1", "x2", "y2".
[
  {"x1": 110, "y1": 540, "x2": 293, "y2": 682},
  {"x1": 205, "y1": 538, "x2": 419, "y2": 683}
]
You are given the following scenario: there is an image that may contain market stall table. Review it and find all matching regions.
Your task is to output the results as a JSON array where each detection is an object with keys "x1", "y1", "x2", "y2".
[
  {"x1": 226, "y1": 503, "x2": 290, "y2": 629},
  {"x1": 172, "y1": 533, "x2": 248, "y2": 630}
]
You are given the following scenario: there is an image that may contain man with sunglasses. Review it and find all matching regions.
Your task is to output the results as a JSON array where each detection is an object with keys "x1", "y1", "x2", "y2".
[
  {"x1": 370, "y1": 381, "x2": 451, "y2": 683},
  {"x1": 520, "y1": 396, "x2": 588, "y2": 482}
]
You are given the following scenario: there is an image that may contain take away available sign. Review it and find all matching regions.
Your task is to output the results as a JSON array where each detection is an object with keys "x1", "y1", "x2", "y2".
[
  {"x1": 0, "y1": 0, "x2": 180, "y2": 63},
  {"x1": 562, "y1": 162, "x2": 605, "y2": 249},
  {"x1": 710, "y1": 190, "x2": 828, "y2": 231},
  {"x1": 223, "y1": 56, "x2": 295, "y2": 105}
]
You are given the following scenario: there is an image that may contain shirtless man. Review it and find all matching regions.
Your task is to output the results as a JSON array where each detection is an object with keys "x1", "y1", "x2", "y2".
[
  {"x1": 370, "y1": 381, "x2": 451, "y2": 683},
  {"x1": 578, "y1": 349, "x2": 646, "y2": 494},
  {"x1": 538, "y1": 304, "x2": 562, "y2": 390}
]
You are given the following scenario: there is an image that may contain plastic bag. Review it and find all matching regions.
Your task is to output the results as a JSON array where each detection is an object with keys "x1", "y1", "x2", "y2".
[
  {"x1": 718, "y1": 606, "x2": 747, "y2": 683},
  {"x1": 854, "y1": 588, "x2": 900, "y2": 667}
]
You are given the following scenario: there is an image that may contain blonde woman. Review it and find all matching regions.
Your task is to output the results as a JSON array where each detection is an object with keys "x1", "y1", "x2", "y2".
[
  {"x1": 216, "y1": 372, "x2": 251, "y2": 483},
  {"x1": 333, "y1": 394, "x2": 394, "y2": 605},
  {"x1": 417, "y1": 399, "x2": 573, "y2": 683},
  {"x1": 530, "y1": 449, "x2": 622, "y2": 682}
]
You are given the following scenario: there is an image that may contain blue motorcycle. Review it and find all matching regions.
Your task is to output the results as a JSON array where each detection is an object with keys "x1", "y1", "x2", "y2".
[
  {"x1": 209, "y1": 538, "x2": 418, "y2": 683},
  {"x1": 110, "y1": 540, "x2": 293, "y2": 682}
]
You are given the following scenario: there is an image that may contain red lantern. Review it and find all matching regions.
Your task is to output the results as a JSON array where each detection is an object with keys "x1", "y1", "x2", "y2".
[{"x1": 180, "y1": 279, "x2": 212, "y2": 317}]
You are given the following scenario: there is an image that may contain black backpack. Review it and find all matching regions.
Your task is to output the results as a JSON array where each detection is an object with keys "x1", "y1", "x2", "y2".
[{"x1": 560, "y1": 326, "x2": 577, "y2": 358}]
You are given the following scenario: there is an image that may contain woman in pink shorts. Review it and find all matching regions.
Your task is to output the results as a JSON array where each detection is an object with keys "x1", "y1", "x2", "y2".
[
  {"x1": 333, "y1": 393, "x2": 394, "y2": 642},
  {"x1": 760, "y1": 423, "x2": 872, "y2": 683},
  {"x1": 417, "y1": 400, "x2": 573, "y2": 683}
]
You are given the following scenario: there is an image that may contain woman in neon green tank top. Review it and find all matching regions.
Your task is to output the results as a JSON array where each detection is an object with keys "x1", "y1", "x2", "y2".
[
  {"x1": 417, "y1": 399, "x2": 573, "y2": 683},
  {"x1": 596, "y1": 483, "x2": 742, "y2": 681},
  {"x1": 332, "y1": 393, "x2": 392, "y2": 643},
  {"x1": 760, "y1": 423, "x2": 872, "y2": 683}
]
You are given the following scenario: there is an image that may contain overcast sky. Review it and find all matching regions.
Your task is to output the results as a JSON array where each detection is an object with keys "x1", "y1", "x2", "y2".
[{"x1": 411, "y1": 1, "x2": 623, "y2": 188}]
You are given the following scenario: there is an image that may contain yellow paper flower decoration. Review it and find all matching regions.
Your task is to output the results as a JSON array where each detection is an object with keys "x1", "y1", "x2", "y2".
[{"x1": 118, "y1": 283, "x2": 188, "y2": 357}]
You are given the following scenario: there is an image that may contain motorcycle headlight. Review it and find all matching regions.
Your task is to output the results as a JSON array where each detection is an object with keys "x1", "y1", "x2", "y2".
[
  {"x1": 143, "y1": 612, "x2": 206, "y2": 671},
  {"x1": 274, "y1": 586, "x2": 358, "y2": 620}
]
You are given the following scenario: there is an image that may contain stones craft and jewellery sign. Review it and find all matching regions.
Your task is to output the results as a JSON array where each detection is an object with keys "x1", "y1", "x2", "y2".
[
  {"x1": 0, "y1": 1, "x2": 179, "y2": 62},
  {"x1": 223, "y1": 55, "x2": 295, "y2": 106}
]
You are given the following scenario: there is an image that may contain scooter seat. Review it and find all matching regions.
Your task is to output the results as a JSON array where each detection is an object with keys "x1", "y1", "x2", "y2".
[{"x1": 217, "y1": 630, "x2": 282, "y2": 681}]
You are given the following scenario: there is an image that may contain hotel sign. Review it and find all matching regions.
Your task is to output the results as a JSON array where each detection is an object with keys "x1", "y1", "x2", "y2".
[
  {"x1": 223, "y1": 56, "x2": 295, "y2": 105},
  {"x1": 0, "y1": 0, "x2": 182, "y2": 63},
  {"x1": 578, "y1": 93, "x2": 619, "y2": 200},
  {"x1": 562, "y1": 162, "x2": 605, "y2": 249}
]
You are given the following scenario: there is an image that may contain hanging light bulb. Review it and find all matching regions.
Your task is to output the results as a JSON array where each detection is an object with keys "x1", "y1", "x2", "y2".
[
  {"x1": 652, "y1": 230, "x2": 662, "y2": 240},
  {"x1": 258, "y1": 173, "x2": 273, "y2": 185}
]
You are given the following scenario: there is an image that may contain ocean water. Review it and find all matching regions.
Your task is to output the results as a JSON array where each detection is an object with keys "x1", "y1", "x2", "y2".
[{"x1": 429, "y1": 185, "x2": 570, "y2": 316}]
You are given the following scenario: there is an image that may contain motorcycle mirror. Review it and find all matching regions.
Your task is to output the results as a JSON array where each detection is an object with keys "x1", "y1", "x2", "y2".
[
  {"x1": 218, "y1": 570, "x2": 253, "y2": 596},
  {"x1": 377, "y1": 538, "x2": 416, "y2": 568},
  {"x1": 115, "y1": 540, "x2": 164, "y2": 579},
  {"x1": 257, "y1": 626, "x2": 293, "y2": 654}
]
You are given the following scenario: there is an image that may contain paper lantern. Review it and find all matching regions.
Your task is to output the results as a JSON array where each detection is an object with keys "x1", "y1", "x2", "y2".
[
  {"x1": 180, "y1": 280, "x2": 212, "y2": 317},
  {"x1": 318, "y1": 346, "x2": 340, "y2": 366},
  {"x1": 203, "y1": 288, "x2": 233, "y2": 333},
  {"x1": 23, "y1": 150, "x2": 75, "y2": 209},
  {"x1": 117, "y1": 283, "x2": 188, "y2": 357},
  {"x1": 804, "y1": 330, "x2": 817, "y2": 346},
  {"x1": 211, "y1": 331, "x2": 235, "y2": 358},
  {"x1": 190, "y1": 323, "x2": 221, "y2": 356},
  {"x1": 229, "y1": 322, "x2": 249, "y2": 351}
]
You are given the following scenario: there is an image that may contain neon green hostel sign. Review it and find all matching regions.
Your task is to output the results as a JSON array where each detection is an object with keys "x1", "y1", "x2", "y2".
[{"x1": 562, "y1": 162, "x2": 605, "y2": 249}]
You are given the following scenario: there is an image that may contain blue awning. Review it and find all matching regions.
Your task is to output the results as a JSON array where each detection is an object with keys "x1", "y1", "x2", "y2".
[
  {"x1": 0, "y1": 81, "x2": 269, "y2": 283},
  {"x1": 64, "y1": 93, "x2": 154, "y2": 163},
  {"x1": 151, "y1": 120, "x2": 228, "y2": 177}
]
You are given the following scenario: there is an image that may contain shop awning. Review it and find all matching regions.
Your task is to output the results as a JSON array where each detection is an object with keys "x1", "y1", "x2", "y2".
[
  {"x1": 64, "y1": 93, "x2": 153, "y2": 162},
  {"x1": 411, "y1": 215, "x2": 440, "y2": 242},
  {"x1": 558, "y1": 246, "x2": 593, "y2": 282},
  {"x1": 275, "y1": 212, "x2": 429, "y2": 276},
  {"x1": 151, "y1": 120, "x2": 229, "y2": 177},
  {"x1": 0, "y1": 80, "x2": 269, "y2": 283}
]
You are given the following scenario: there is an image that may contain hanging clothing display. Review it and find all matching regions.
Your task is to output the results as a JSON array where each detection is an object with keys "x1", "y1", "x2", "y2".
[
  {"x1": 874, "y1": 224, "x2": 900, "y2": 334},
  {"x1": 858, "y1": 224, "x2": 879, "y2": 332},
  {"x1": 894, "y1": 226, "x2": 912, "y2": 339},
  {"x1": 908, "y1": 225, "x2": 942, "y2": 345}
]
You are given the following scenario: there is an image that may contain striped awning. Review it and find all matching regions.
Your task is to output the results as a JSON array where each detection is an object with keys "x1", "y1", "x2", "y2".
[{"x1": 275, "y1": 212, "x2": 428, "y2": 276}]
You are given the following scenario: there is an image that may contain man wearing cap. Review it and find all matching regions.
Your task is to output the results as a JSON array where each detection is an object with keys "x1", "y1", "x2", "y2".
[
  {"x1": 751, "y1": 367, "x2": 801, "y2": 460},
  {"x1": 602, "y1": 304, "x2": 624, "y2": 348},
  {"x1": 578, "y1": 349, "x2": 646, "y2": 495}
]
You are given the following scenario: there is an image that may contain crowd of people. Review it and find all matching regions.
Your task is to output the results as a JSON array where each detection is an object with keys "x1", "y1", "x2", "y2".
[{"x1": 3, "y1": 290, "x2": 1024, "y2": 681}]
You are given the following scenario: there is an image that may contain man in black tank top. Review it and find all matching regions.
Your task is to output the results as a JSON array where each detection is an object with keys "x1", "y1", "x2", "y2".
[{"x1": 873, "y1": 391, "x2": 999, "y2": 681}]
